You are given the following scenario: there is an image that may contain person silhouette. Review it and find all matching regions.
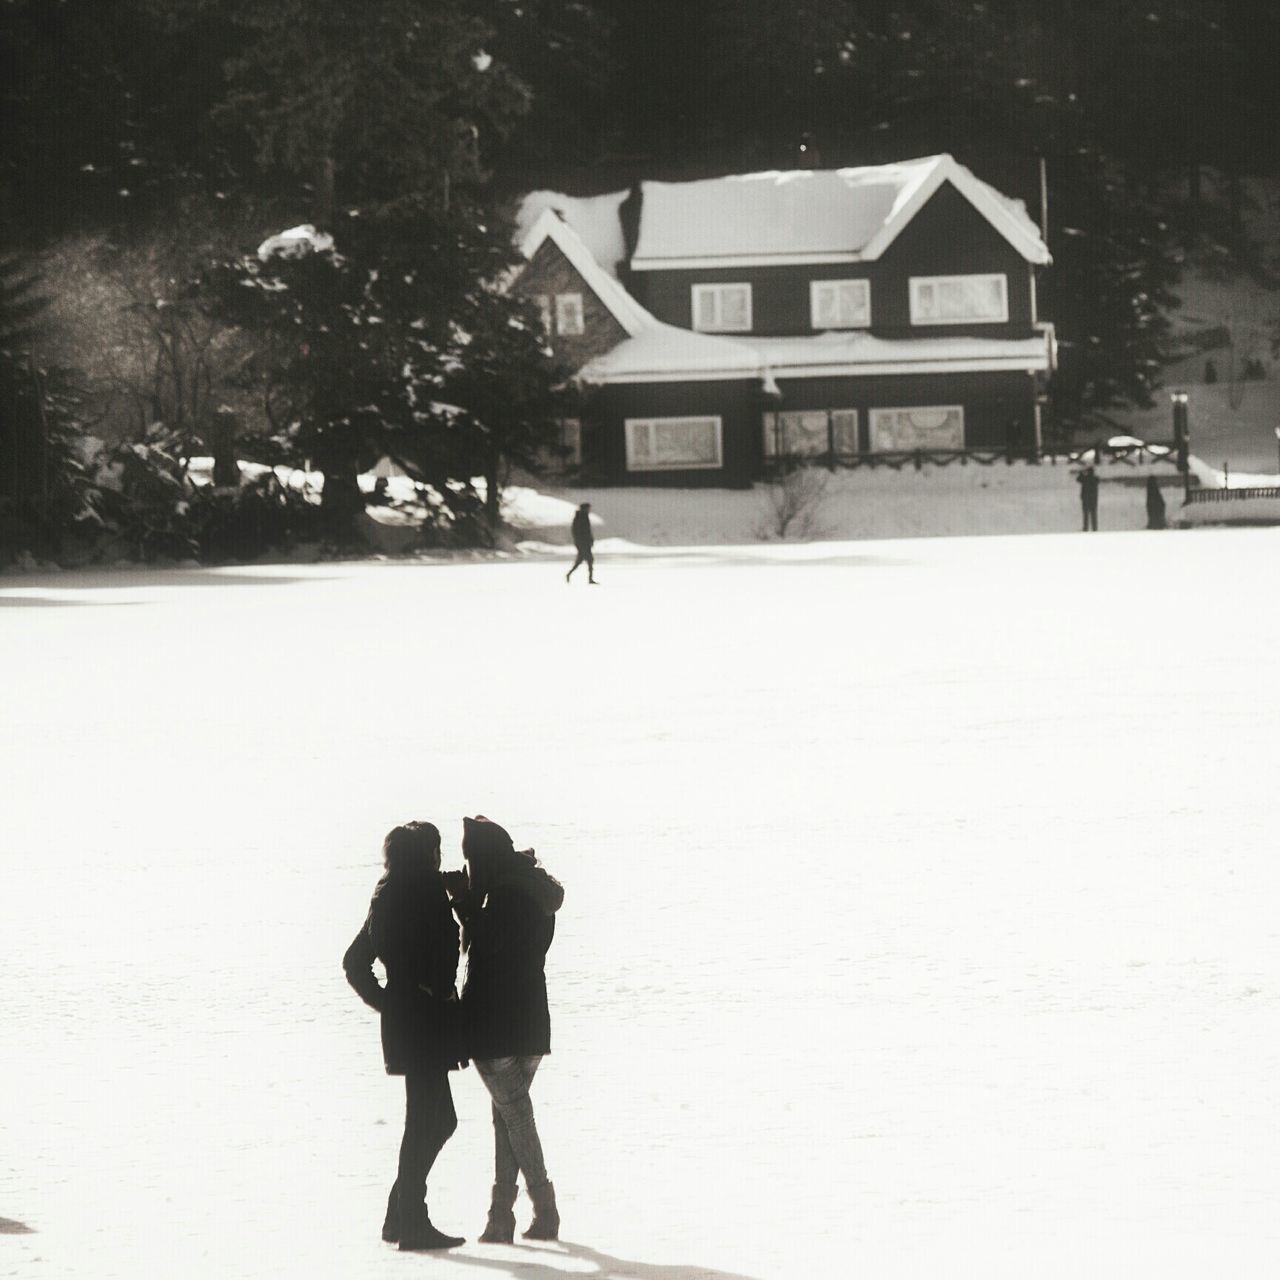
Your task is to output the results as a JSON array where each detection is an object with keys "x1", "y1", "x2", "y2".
[
  {"x1": 566, "y1": 502, "x2": 597, "y2": 583},
  {"x1": 1076, "y1": 464, "x2": 1100, "y2": 531},
  {"x1": 448, "y1": 816, "x2": 565, "y2": 1243},
  {"x1": 343, "y1": 822, "x2": 466, "y2": 1251}
]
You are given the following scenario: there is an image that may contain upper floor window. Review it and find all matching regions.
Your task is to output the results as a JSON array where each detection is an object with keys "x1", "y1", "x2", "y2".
[
  {"x1": 532, "y1": 294, "x2": 553, "y2": 334},
  {"x1": 810, "y1": 280, "x2": 870, "y2": 330},
  {"x1": 555, "y1": 292, "x2": 585, "y2": 335},
  {"x1": 909, "y1": 274, "x2": 1008, "y2": 325},
  {"x1": 692, "y1": 283, "x2": 752, "y2": 333}
]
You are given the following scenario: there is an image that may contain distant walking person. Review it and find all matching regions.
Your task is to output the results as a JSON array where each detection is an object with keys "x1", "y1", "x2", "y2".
[
  {"x1": 566, "y1": 502, "x2": 597, "y2": 583},
  {"x1": 1076, "y1": 464, "x2": 1100, "y2": 531},
  {"x1": 344, "y1": 822, "x2": 467, "y2": 1251},
  {"x1": 449, "y1": 816, "x2": 565, "y2": 1243},
  {"x1": 1145, "y1": 475, "x2": 1167, "y2": 529}
]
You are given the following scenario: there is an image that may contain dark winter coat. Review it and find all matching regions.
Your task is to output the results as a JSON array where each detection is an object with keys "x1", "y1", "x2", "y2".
[
  {"x1": 1146, "y1": 477, "x2": 1167, "y2": 529},
  {"x1": 1077, "y1": 468, "x2": 1099, "y2": 506},
  {"x1": 571, "y1": 508, "x2": 593, "y2": 549},
  {"x1": 459, "y1": 849, "x2": 564, "y2": 1061},
  {"x1": 343, "y1": 862, "x2": 463, "y2": 1075}
]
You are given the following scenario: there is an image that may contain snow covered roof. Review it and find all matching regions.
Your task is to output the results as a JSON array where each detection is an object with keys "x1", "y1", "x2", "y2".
[
  {"x1": 515, "y1": 189, "x2": 631, "y2": 278},
  {"x1": 579, "y1": 328, "x2": 1053, "y2": 385},
  {"x1": 577, "y1": 322, "x2": 764, "y2": 384},
  {"x1": 518, "y1": 207, "x2": 654, "y2": 339},
  {"x1": 630, "y1": 155, "x2": 1050, "y2": 271},
  {"x1": 739, "y1": 330, "x2": 1055, "y2": 379}
]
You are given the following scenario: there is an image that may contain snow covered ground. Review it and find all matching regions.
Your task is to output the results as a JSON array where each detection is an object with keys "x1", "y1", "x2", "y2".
[{"x1": 4, "y1": 529, "x2": 1280, "y2": 1280}]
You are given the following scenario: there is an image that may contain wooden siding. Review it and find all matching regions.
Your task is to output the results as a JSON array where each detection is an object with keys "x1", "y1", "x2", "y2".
[
  {"x1": 580, "y1": 368, "x2": 1041, "y2": 483},
  {"x1": 584, "y1": 380, "x2": 761, "y2": 487},
  {"x1": 626, "y1": 181, "x2": 1036, "y2": 340},
  {"x1": 515, "y1": 239, "x2": 630, "y2": 364},
  {"x1": 772, "y1": 369, "x2": 1041, "y2": 451}
]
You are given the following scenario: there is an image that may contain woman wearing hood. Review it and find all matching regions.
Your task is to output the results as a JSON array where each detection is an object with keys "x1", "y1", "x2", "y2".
[
  {"x1": 450, "y1": 815, "x2": 565, "y2": 1243},
  {"x1": 343, "y1": 821, "x2": 467, "y2": 1251}
]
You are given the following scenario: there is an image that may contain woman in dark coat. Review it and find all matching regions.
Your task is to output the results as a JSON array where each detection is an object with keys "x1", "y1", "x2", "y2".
[
  {"x1": 450, "y1": 815, "x2": 564, "y2": 1243},
  {"x1": 1145, "y1": 475, "x2": 1167, "y2": 529},
  {"x1": 343, "y1": 821, "x2": 466, "y2": 1251}
]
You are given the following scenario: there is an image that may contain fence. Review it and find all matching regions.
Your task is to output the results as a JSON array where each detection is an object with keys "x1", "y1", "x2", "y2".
[
  {"x1": 767, "y1": 438, "x2": 1182, "y2": 472},
  {"x1": 1184, "y1": 485, "x2": 1280, "y2": 505}
]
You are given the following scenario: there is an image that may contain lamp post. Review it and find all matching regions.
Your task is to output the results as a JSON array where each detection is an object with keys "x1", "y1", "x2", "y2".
[{"x1": 1171, "y1": 391, "x2": 1190, "y2": 499}]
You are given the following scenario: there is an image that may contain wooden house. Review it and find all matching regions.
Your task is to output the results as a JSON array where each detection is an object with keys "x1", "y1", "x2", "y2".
[{"x1": 514, "y1": 155, "x2": 1055, "y2": 486}]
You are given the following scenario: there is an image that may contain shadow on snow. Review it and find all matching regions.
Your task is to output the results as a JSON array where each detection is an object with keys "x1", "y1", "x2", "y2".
[{"x1": 444, "y1": 1240, "x2": 763, "y2": 1280}]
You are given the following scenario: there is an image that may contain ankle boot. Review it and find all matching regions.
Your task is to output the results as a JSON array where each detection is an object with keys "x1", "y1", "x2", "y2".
[
  {"x1": 381, "y1": 1183, "x2": 399, "y2": 1243},
  {"x1": 398, "y1": 1201, "x2": 465, "y2": 1251},
  {"x1": 478, "y1": 1182, "x2": 518, "y2": 1243},
  {"x1": 522, "y1": 1180, "x2": 560, "y2": 1241}
]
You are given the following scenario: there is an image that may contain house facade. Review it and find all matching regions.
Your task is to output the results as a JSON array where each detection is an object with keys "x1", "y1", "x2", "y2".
[{"x1": 514, "y1": 155, "x2": 1055, "y2": 487}]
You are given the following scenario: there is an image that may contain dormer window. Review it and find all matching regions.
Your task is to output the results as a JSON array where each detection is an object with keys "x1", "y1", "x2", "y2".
[
  {"x1": 910, "y1": 274, "x2": 1008, "y2": 325},
  {"x1": 810, "y1": 280, "x2": 871, "y2": 330},
  {"x1": 692, "y1": 283, "x2": 752, "y2": 333},
  {"x1": 555, "y1": 292, "x2": 585, "y2": 335}
]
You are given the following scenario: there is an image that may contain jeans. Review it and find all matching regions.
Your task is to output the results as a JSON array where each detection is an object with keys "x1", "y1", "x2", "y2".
[
  {"x1": 393, "y1": 1069, "x2": 457, "y2": 1215},
  {"x1": 474, "y1": 1054, "x2": 549, "y2": 1190}
]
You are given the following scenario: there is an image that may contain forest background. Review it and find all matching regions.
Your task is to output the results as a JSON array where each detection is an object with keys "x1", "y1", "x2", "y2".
[{"x1": 2, "y1": 0, "x2": 1277, "y2": 564}]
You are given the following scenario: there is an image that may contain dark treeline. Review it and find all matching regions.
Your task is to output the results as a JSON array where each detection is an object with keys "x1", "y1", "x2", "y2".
[{"x1": 1, "y1": 0, "x2": 1276, "y2": 562}]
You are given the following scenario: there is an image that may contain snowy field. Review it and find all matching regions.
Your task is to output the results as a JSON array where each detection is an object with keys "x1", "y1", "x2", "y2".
[{"x1": 4, "y1": 529, "x2": 1280, "y2": 1280}]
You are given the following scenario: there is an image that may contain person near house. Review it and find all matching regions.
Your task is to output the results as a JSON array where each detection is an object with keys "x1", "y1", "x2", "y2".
[
  {"x1": 1145, "y1": 475, "x2": 1167, "y2": 529},
  {"x1": 447, "y1": 815, "x2": 565, "y2": 1244},
  {"x1": 566, "y1": 502, "x2": 597, "y2": 583},
  {"x1": 1076, "y1": 464, "x2": 1100, "y2": 531},
  {"x1": 343, "y1": 821, "x2": 467, "y2": 1251}
]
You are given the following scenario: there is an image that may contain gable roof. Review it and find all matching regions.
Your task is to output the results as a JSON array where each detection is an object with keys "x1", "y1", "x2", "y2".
[
  {"x1": 517, "y1": 207, "x2": 653, "y2": 339},
  {"x1": 515, "y1": 189, "x2": 630, "y2": 278},
  {"x1": 629, "y1": 154, "x2": 1050, "y2": 271}
]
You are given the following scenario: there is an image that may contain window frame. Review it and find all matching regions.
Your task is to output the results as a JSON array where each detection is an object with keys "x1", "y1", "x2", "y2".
[
  {"x1": 908, "y1": 273, "x2": 1008, "y2": 326},
  {"x1": 809, "y1": 279, "x2": 871, "y2": 330},
  {"x1": 624, "y1": 415, "x2": 724, "y2": 472},
  {"x1": 764, "y1": 409, "x2": 859, "y2": 458},
  {"x1": 691, "y1": 283, "x2": 753, "y2": 333},
  {"x1": 868, "y1": 405, "x2": 965, "y2": 451}
]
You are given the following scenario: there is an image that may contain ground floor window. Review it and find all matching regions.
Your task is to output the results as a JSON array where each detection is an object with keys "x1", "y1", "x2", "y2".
[
  {"x1": 764, "y1": 410, "x2": 858, "y2": 458},
  {"x1": 625, "y1": 416, "x2": 723, "y2": 471},
  {"x1": 869, "y1": 406, "x2": 964, "y2": 451}
]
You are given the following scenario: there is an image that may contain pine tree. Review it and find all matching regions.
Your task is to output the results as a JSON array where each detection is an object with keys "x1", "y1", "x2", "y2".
[{"x1": 0, "y1": 255, "x2": 91, "y2": 557}]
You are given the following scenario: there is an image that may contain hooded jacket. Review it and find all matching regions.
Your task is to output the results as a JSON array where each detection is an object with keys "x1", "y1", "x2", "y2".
[
  {"x1": 459, "y1": 819, "x2": 564, "y2": 1060},
  {"x1": 343, "y1": 860, "x2": 463, "y2": 1075}
]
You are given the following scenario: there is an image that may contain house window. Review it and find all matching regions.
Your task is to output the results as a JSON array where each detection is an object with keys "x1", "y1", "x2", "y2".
[
  {"x1": 625, "y1": 416, "x2": 723, "y2": 471},
  {"x1": 691, "y1": 284, "x2": 752, "y2": 333},
  {"x1": 555, "y1": 292, "x2": 584, "y2": 335},
  {"x1": 532, "y1": 294, "x2": 552, "y2": 334},
  {"x1": 869, "y1": 406, "x2": 964, "y2": 451},
  {"x1": 809, "y1": 280, "x2": 870, "y2": 330},
  {"x1": 909, "y1": 274, "x2": 1008, "y2": 325},
  {"x1": 764, "y1": 410, "x2": 858, "y2": 458}
]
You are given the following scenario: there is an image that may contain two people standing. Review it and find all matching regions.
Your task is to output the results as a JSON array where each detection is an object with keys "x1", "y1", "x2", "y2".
[{"x1": 344, "y1": 816, "x2": 563, "y2": 1251}]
